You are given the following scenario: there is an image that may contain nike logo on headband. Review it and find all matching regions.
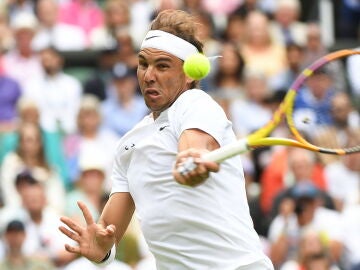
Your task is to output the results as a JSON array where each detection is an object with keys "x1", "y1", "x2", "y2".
[{"x1": 145, "y1": 35, "x2": 160, "y2": 40}]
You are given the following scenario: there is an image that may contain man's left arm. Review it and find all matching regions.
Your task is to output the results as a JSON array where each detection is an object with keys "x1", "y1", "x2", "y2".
[{"x1": 173, "y1": 128, "x2": 220, "y2": 186}]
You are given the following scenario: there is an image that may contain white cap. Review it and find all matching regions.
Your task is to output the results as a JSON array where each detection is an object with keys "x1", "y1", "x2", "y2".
[
  {"x1": 78, "y1": 151, "x2": 106, "y2": 173},
  {"x1": 11, "y1": 12, "x2": 38, "y2": 31}
]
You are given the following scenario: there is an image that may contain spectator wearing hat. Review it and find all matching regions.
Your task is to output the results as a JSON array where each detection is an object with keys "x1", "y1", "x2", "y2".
[
  {"x1": 0, "y1": 219, "x2": 56, "y2": 270},
  {"x1": 64, "y1": 152, "x2": 108, "y2": 223},
  {"x1": 101, "y1": 63, "x2": 149, "y2": 137},
  {"x1": 2, "y1": 12, "x2": 44, "y2": 91},
  {"x1": 63, "y1": 94, "x2": 119, "y2": 189}
]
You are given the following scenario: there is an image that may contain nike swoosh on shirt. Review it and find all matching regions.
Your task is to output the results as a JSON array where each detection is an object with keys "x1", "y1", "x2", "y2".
[{"x1": 159, "y1": 125, "x2": 169, "y2": 131}]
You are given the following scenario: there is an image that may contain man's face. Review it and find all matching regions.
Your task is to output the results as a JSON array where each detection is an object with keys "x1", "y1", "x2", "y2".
[
  {"x1": 137, "y1": 48, "x2": 192, "y2": 117},
  {"x1": 5, "y1": 230, "x2": 26, "y2": 251},
  {"x1": 40, "y1": 49, "x2": 63, "y2": 75}
]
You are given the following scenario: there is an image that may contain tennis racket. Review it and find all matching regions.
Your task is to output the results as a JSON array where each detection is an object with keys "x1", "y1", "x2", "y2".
[{"x1": 179, "y1": 49, "x2": 360, "y2": 174}]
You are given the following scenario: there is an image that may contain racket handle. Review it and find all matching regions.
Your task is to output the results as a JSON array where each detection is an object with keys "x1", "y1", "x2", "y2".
[
  {"x1": 177, "y1": 138, "x2": 249, "y2": 175},
  {"x1": 202, "y1": 138, "x2": 249, "y2": 162}
]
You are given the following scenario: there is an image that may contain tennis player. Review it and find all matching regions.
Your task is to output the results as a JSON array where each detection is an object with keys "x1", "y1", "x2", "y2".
[{"x1": 59, "y1": 9, "x2": 274, "y2": 270}]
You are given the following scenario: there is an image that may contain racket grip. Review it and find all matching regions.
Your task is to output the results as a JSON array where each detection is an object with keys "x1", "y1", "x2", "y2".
[
  {"x1": 202, "y1": 138, "x2": 249, "y2": 162},
  {"x1": 177, "y1": 138, "x2": 249, "y2": 175}
]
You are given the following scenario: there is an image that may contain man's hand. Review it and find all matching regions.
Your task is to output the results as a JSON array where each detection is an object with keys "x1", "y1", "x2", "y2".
[
  {"x1": 59, "y1": 201, "x2": 116, "y2": 263},
  {"x1": 173, "y1": 148, "x2": 219, "y2": 186}
]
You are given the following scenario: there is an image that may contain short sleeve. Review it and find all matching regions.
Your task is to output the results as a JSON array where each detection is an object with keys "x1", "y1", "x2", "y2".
[
  {"x1": 110, "y1": 142, "x2": 130, "y2": 194},
  {"x1": 170, "y1": 90, "x2": 232, "y2": 146}
]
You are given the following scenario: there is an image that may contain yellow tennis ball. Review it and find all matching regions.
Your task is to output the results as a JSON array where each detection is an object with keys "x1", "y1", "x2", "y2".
[{"x1": 183, "y1": 53, "x2": 210, "y2": 80}]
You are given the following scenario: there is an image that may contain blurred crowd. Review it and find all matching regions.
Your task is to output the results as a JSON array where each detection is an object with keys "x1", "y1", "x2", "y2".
[{"x1": 0, "y1": 0, "x2": 359, "y2": 269}]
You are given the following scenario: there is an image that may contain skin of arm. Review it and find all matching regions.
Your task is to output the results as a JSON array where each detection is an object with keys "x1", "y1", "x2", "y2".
[{"x1": 173, "y1": 128, "x2": 221, "y2": 186}]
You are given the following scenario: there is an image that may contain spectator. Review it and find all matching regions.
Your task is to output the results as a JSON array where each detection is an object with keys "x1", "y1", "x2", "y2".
[
  {"x1": 6, "y1": 0, "x2": 35, "y2": 23},
  {"x1": 293, "y1": 68, "x2": 336, "y2": 134},
  {"x1": 113, "y1": 29, "x2": 139, "y2": 70},
  {"x1": 270, "y1": 0, "x2": 307, "y2": 47},
  {"x1": 191, "y1": 11, "x2": 222, "y2": 92},
  {"x1": 149, "y1": 0, "x2": 182, "y2": 21},
  {"x1": 2, "y1": 12, "x2": 43, "y2": 90},
  {"x1": 23, "y1": 47, "x2": 82, "y2": 134},
  {"x1": 240, "y1": 11, "x2": 287, "y2": 90},
  {"x1": 302, "y1": 23, "x2": 345, "y2": 92},
  {"x1": 222, "y1": 13, "x2": 246, "y2": 46},
  {"x1": 313, "y1": 92, "x2": 360, "y2": 166},
  {"x1": 127, "y1": 0, "x2": 153, "y2": 48},
  {"x1": 63, "y1": 94, "x2": 119, "y2": 190},
  {"x1": 280, "y1": 229, "x2": 340, "y2": 270},
  {"x1": 89, "y1": 0, "x2": 130, "y2": 50},
  {"x1": 260, "y1": 148, "x2": 328, "y2": 216},
  {"x1": 0, "y1": 123, "x2": 66, "y2": 213},
  {"x1": 231, "y1": 0, "x2": 259, "y2": 19},
  {"x1": 0, "y1": 9, "x2": 14, "y2": 52},
  {"x1": 270, "y1": 149, "x2": 334, "y2": 218},
  {"x1": 182, "y1": 0, "x2": 205, "y2": 15},
  {"x1": 0, "y1": 97, "x2": 68, "y2": 185},
  {"x1": 274, "y1": 43, "x2": 305, "y2": 91},
  {"x1": 58, "y1": 0, "x2": 104, "y2": 44},
  {"x1": 0, "y1": 75, "x2": 22, "y2": 133},
  {"x1": 341, "y1": 197, "x2": 360, "y2": 270},
  {"x1": 101, "y1": 63, "x2": 148, "y2": 137},
  {"x1": 0, "y1": 219, "x2": 55, "y2": 270},
  {"x1": 230, "y1": 69, "x2": 272, "y2": 138},
  {"x1": 268, "y1": 181, "x2": 343, "y2": 269},
  {"x1": 64, "y1": 153, "x2": 108, "y2": 223},
  {"x1": 209, "y1": 41, "x2": 245, "y2": 115},
  {"x1": 32, "y1": 0, "x2": 86, "y2": 51},
  {"x1": 16, "y1": 180, "x2": 74, "y2": 267},
  {"x1": 324, "y1": 132, "x2": 360, "y2": 211},
  {"x1": 194, "y1": 11, "x2": 222, "y2": 62}
]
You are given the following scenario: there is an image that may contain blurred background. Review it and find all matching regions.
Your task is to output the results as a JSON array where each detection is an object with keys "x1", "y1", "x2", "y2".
[{"x1": 0, "y1": 0, "x2": 359, "y2": 269}]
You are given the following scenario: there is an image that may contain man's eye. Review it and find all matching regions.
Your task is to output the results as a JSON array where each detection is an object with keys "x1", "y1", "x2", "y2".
[
  {"x1": 158, "y1": 64, "x2": 169, "y2": 69},
  {"x1": 138, "y1": 62, "x2": 148, "y2": 68}
]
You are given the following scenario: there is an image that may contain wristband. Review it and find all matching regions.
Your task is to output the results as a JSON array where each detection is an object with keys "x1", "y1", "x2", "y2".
[{"x1": 93, "y1": 244, "x2": 116, "y2": 267}]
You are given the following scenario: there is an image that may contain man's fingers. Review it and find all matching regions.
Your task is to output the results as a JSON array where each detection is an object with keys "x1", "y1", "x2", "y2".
[
  {"x1": 78, "y1": 201, "x2": 95, "y2": 225},
  {"x1": 105, "y1": 224, "x2": 116, "y2": 235},
  {"x1": 59, "y1": 226, "x2": 80, "y2": 242},
  {"x1": 201, "y1": 160, "x2": 220, "y2": 173},
  {"x1": 60, "y1": 216, "x2": 84, "y2": 235},
  {"x1": 64, "y1": 243, "x2": 81, "y2": 254}
]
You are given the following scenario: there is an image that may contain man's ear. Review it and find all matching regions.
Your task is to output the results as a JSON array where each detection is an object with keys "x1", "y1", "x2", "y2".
[{"x1": 185, "y1": 76, "x2": 195, "y2": 87}]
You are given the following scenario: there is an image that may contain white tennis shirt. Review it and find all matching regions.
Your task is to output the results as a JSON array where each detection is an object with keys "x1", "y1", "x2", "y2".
[{"x1": 111, "y1": 89, "x2": 269, "y2": 269}]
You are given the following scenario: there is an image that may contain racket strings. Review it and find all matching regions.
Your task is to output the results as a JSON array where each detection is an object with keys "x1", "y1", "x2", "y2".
[{"x1": 288, "y1": 52, "x2": 360, "y2": 156}]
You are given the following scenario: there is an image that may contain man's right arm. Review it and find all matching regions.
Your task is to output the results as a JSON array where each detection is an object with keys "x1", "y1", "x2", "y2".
[
  {"x1": 99, "y1": 192, "x2": 136, "y2": 245},
  {"x1": 59, "y1": 192, "x2": 135, "y2": 264}
]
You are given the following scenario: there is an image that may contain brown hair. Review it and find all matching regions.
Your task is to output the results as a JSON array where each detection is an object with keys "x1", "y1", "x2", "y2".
[
  {"x1": 150, "y1": 10, "x2": 204, "y2": 53},
  {"x1": 150, "y1": 10, "x2": 204, "y2": 88},
  {"x1": 16, "y1": 122, "x2": 50, "y2": 171}
]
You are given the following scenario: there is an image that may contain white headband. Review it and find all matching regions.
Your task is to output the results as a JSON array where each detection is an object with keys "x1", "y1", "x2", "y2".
[{"x1": 140, "y1": 30, "x2": 199, "y2": 60}]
